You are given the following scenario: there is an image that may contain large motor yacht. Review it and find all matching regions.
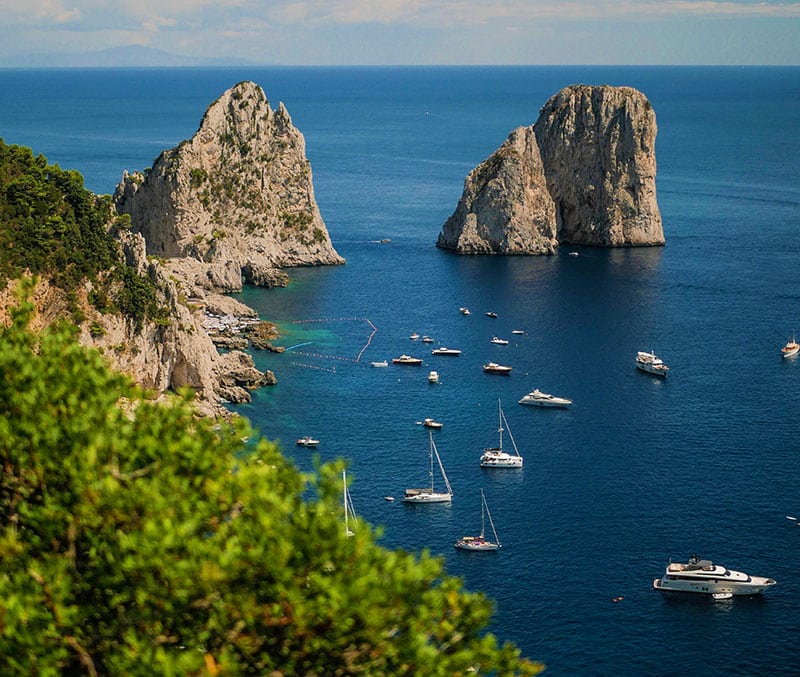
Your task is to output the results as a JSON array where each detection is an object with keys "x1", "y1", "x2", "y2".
[
  {"x1": 636, "y1": 350, "x2": 669, "y2": 377},
  {"x1": 518, "y1": 388, "x2": 572, "y2": 408},
  {"x1": 653, "y1": 554, "x2": 776, "y2": 598}
]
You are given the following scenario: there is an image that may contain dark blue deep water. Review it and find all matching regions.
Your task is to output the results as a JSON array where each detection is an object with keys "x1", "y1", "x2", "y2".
[{"x1": 2, "y1": 66, "x2": 799, "y2": 675}]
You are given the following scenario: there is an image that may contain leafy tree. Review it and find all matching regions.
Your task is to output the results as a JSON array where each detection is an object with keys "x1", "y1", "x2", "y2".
[
  {"x1": 0, "y1": 139, "x2": 161, "y2": 330},
  {"x1": 0, "y1": 293, "x2": 542, "y2": 675}
]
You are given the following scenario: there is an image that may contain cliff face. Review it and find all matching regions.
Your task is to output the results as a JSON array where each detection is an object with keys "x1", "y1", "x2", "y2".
[
  {"x1": 534, "y1": 85, "x2": 663, "y2": 247},
  {"x1": 436, "y1": 126, "x2": 557, "y2": 255},
  {"x1": 438, "y1": 84, "x2": 663, "y2": 253},
  {"x1": 114, "y1": 81, "x2": 344, "y2": 294},
  {"x1": 0, "y1": 229, "x2": 273, "y2": 418}
]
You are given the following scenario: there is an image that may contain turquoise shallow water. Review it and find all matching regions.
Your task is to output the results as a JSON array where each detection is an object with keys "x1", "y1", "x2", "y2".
[{"x1": 2, "y1": 66, "x2": 800, "y2": 674}]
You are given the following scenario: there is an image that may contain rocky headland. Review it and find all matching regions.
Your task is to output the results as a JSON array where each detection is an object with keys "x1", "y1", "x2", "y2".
[
  {"x1": 114, "y1": 80, "x2": 343, "y2": 298},
  {"x1": 105, "y1": 80, "x2": 347, "y2": 414},
  {"x1": 437, "y1": 84, "x2": 664, "y2": 254},
  {"x1": 1, "y1": 81, "x2": 343, "y2": 418}
]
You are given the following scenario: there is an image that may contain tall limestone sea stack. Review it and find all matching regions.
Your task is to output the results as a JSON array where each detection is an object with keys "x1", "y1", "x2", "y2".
[
  {"x1": 437, "y1": 126, "x2": 558, "y2": 254},
  {"x1": 437, "y1": 84, "x2": 664, "y2": 253},
  {"x1": 115, "y1": 80, "x2": 343, "y2": 294}
]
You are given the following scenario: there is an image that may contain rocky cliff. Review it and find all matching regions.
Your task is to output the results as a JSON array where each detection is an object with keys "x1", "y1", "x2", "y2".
[
  {"x1": 114, "y1": 80, "x2": 344, "y2": 296},
  {"x1": 534, "y1": 85, "x2": 663, "y2": 247},
  {"x1": 438, "y1": 84, "x2": 663, "y2": 253},
  {"x1": 0, "y1": 228, "x2": 274, "y2": 418},
  {"x1": 436, "y1": 126, "x2": 558, "y2": 255}
]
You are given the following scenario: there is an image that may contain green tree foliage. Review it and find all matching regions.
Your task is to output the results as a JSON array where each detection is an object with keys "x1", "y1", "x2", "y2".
[
  {"x1": 0, "y1": 139, "x2": 161, "y2": 330},
  {"x1": 0, "y1": 295, "x2": 542, "y2": 675},
  {"x1": 0, "y1": 140, "x2": 117, "y2": 288}
]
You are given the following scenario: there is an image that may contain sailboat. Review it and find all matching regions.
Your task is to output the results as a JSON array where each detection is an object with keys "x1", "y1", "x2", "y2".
[
  {"x1": 479, "y1": 400, "x2": 523, "y2": 468},
  {"x1": 343, "y1": 469, "x2": 357, "y2": 537},
  {"x1": 455, "y1": 489, "x2": 501, "y2": 551},
  {"x1": 403, "y1": 431, "x2": 453, "y2": 503}
]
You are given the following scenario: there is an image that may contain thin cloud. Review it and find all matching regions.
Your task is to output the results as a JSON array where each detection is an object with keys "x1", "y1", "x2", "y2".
[{"x1": 3, "y1": 0, "x2": 799, "y2": 33}]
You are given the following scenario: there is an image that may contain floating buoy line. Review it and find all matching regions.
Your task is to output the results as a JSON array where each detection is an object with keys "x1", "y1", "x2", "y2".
[{"x1": 288, "y1": 317, "x2": 378, "y2": 367}]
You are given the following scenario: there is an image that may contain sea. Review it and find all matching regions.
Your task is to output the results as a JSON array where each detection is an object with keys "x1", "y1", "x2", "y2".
[{"x1": 1, "y1": 66, "x2": 799, "y2": 675}]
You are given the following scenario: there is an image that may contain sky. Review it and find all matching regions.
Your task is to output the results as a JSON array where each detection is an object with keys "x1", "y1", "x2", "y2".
[{"x1": 0, "y1": 0, "x2": 799, "y2": 66}]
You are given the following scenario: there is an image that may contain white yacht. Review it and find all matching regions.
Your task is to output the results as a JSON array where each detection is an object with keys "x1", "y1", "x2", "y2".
[
  {"x1": 431, "y1": 347, "x2": 462, "y2": 356},
  {"x1": 636, "y1": 350, "x2": 669, "y2": 377},
  {"x1": 482, "y1": 362, "x2": 512, "y2": 374},
  {"x1": 403, "y1": 431, "x2": 453, "y2": 504},
  {"x1": 518, "y1": 388, "x2": 572, "y2": 408},
  {"x1": 490, "y1": 337, "x2": 509, "y2": 345},
  {"x1": 392, "y1": 354, "x2": 423, "y2": 365},
  {"x1": 480, "y1": 400, "x2": 523, "y2": 468},
  {"x1": 653, "y1": 554, "x2": 776, "y2": 597}
]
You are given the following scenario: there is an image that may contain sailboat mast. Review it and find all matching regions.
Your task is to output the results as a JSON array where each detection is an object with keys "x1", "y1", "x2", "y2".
[
  {"x1": 428, "y1": 431, "x2": 435, "y2": 491},
  {"x1": 497, "y1": 399, "x2": 504, "y2": 451},
  {"x1": 343, "y1": 470, "x2": 350, "y2": 536}
]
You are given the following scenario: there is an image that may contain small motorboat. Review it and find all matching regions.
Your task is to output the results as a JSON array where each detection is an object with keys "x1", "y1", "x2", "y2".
[
  {"x1": 511, "y1": 330, "x2": 524, "y2": 335},
  {"x1": 490, "y1": 337, "x2": 509, "y2": 345},
  {"x1": 782, "y1": 336, "x2": 799, "y2": 358},
  {"x1": 460, "y1": 307, "x2": 471, "y2": 315},
  {"x1": 422, "y1": 417, "x2": 443, "y2": 429},
  {"x1": 371, "y1": 360, "x2": 388, "y2": 367},
  {"x1": 296, "y1": 436, "x2": 320, "y2": 447},
  {"x1": 485, "y1": 311, "x2": 498, "y2": 318},
  {"x1": 428, "y1": 370, "x2": 439, "y2": 384},
  {"x1": 421, "y1": 336, "x2": 434, "y2": 343},
  {"x1": 409, "y1": 332, "x2": 420, "y2": 340}
]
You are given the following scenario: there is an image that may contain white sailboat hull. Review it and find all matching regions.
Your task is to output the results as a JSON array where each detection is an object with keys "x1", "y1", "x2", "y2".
[
  {"x1": 480, "y1": 450, "x2": 523, "y2": 468},
  {"x1": 455, "y1": 539, "x2": 500, "y2": 551},
  {"x1": 402, "y1": 490, "x2": 452, "y2": 504}
]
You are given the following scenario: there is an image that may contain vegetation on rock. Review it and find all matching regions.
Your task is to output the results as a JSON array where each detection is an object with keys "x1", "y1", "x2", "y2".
[{"x1": 0, "y1": 139, "x2": 162, "y2": 330}]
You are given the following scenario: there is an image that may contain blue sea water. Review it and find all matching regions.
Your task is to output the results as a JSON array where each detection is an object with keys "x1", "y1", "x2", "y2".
[{"x1": 2, "y1": 66, "x2": 800, "y2": 675}]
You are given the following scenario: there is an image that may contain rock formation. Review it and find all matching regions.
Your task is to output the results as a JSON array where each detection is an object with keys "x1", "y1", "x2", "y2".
[
  {"x1": 436, "y1": 126, "x2": 558, "y2": 255},
  {"x1": 114, "y1": 80, "x2": 344, "y2": 297},
  {"x1": 438, "y1": 84, "x2": 663, "y2": 253},
  {"x1": 0, "y1": 228, "x2": 273, "y2": 418},
  {"x1": 534, "y1": 85, "x2": 663, "y2": 247}
]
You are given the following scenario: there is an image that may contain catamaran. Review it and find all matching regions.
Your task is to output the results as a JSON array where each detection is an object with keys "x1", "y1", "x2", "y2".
[{"x1": 403, "y1": 431, "x2": 453, "y2": 503}]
